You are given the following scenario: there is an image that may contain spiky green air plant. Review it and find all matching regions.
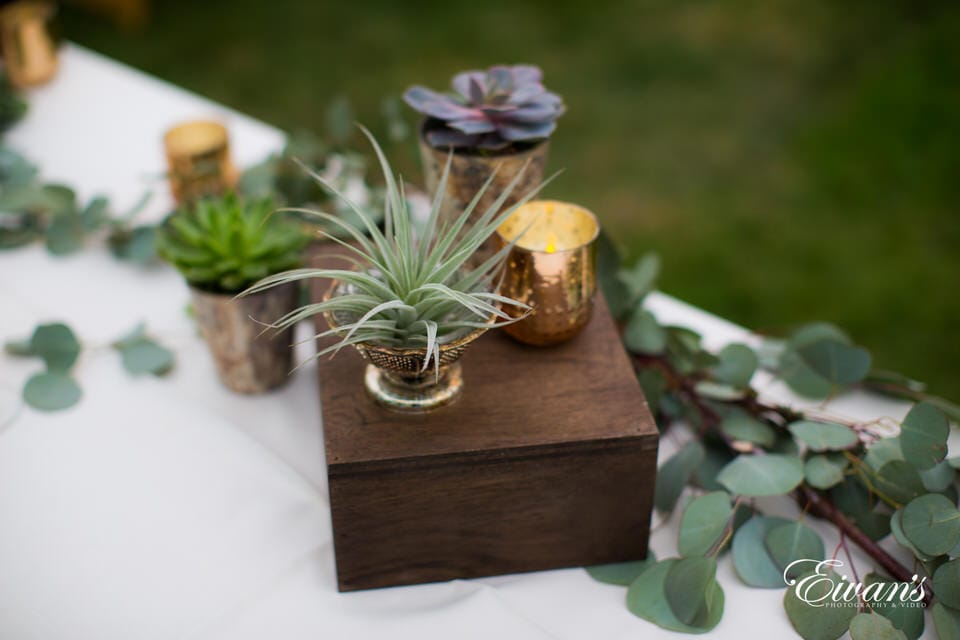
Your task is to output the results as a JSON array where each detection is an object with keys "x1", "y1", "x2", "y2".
[
  {"x1": 157, "y1": 192, "x2": 308, "y2": 293},
  {"x1": 243, "y1": 126, "x2": 554, "y2": 375}
]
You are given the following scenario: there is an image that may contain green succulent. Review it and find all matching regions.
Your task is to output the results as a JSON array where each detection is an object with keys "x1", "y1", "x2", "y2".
[
  {"x1": 157, "y1": 192, "x2": 308, "y2": 293},
  {"x1": 244, "y1": 126, "x2": 553, "y2": 373}
]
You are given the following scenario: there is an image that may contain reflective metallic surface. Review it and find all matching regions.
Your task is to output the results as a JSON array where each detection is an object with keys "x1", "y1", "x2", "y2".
[
  {"x1": 163, "y1": 120, "x2": 237, "y2": 205},
  {"x1": 496, "y1": 200, "x2": 599, "y2": 346}
]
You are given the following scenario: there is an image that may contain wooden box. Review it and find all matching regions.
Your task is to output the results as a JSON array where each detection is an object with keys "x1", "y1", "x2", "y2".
[{"x1": 311, "y1": 253, "x2": 659, "y2": 591}]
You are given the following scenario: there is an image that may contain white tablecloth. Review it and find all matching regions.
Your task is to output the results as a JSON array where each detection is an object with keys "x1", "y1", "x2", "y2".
[{"x1": 0, "y1": 45, "x2": 938, "y2": 639}]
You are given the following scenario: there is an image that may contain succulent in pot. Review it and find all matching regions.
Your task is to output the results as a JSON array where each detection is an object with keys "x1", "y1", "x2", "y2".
[
  {"x1": 403, "y1": 64, "x2": 564, "y2": 265},
  {"x1": 157, "y1": 192, "x2": 308, "y2": 393},
  {"x1": 245, "y1": 127, "x2": 552, "y2": 412}
]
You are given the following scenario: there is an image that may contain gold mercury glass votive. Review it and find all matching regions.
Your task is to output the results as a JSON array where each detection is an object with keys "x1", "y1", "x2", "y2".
[
  {"x1": 0, "y1": 0, "x2": 59, "y2": 89},
  {"x1": 496, "y1": 200, "x2": 600, "y2": 346},
  {"x1": 163, "y1": 120, "x2": 237, "y2": 205}
]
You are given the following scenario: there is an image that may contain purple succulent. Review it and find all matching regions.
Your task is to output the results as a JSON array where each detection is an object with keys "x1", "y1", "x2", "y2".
[{"x1": 404, "y1": 64, "x2": 565, "y2": 150}]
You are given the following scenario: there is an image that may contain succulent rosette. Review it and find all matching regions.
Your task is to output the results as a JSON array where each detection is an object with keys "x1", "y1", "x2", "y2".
[{"x1": 404, "y1": 64, "x2": 565, "y2": 150}]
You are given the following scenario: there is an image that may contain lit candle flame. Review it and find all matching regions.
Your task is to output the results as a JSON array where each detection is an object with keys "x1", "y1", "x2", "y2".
[{"x1": 546, "y1": 233, "x2": 557, "y2": 254}]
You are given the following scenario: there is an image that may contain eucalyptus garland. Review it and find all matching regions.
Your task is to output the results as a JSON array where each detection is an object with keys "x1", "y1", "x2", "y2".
[{"x1": 590, "y1": 236, "x2": 960, "y2": 640}]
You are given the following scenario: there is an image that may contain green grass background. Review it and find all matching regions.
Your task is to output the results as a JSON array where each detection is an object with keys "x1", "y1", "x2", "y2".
[{"x1": 60, "y1": 0, "x2": 960, "y2": 397}]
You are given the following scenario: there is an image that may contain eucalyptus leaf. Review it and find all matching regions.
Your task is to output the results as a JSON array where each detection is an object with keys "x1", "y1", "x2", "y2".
[
  {"x1": 717, "y1": 454, "x2": 804, "y2": 497},
  {"x1": 618, "y1": 253, "x2": 660, "y2": 304},
  {"x1": 22, "y1": 371, "x2": 82, "y2": 411},
  {"x1": 80, "y1": 196, "x2": 109, "y2": 231},
  {"x1": 721, "y1": 414, "x2": 776, "y2": 448},
  {"x1": 45, "y1": 209, "x2": 85, "y2": 255},
  {"x1": 693, "y1": 381, "x2": 745, "y2": 401},
  {"x1": 694, "y1": 445, "x2": 735, "y2": 492},
  {"x1": 872, "y1": 460, "x2": 926, "y2": 506},
  {"x1": 624, "y1": 309, "x2": 666, "y2": 354},
  {"x1": 655, "y1": 440, "x2": 705, "y2": 513},
  {"x1": 848, "y1": 613, "x2": 907, "y2": 640},
  {"x1": 23, "y1": 323, "x2": 81, "y2": 372},
  {"x1": 934, "y1": 559, "x2": 960, "y2": 610},
  {"x1": 112, "y1": 323, "x2": 174, "y2": 376},
  {"x1": 920, "y1": 461, "x2": 956, "y2": 492},
  {"x1": 732, "y1": 515, "x2": 793, "y2": 588},
  {"x1": 900, "y1": 494, "x2": 960, "y2": 556},
  {"x1": 596, "y1": 230, "x2": 630, "y2": 321},
  {"x1": 804, "y1": 454, "x2": 847, "y2": 490},
  {"x1": 788, "y1": 420, "x2": 859, "y2": 452},
  {"x1": 899, "y1": 401, "x2": 949, "y2": 471},
  {"x1": 795, "y1": 339, "x2": 871, "y2": 386},
  {"x1": 865, "y1": 437, "x2": 904, "y2": 472},
  {"x1": 586, "y1": 552, "x2": 657, "y2": 586},
  {"x1": 830, "y1": 477, "x2": 891, "y2": 541},
  {"x1": 864, "y1": 573, "x2": 925, "y2": 640},
  {"x1": 664, "y1": 556, "x2": 720, "y2": 628},
  {"x1": 764, "y1": 521, "x2": 825, "y2": 580},
  {"x1": 678, "y1": 491, "x2": 732, "y2": 557},
  {"x1": 626, "y1": 558, "x2": 724, "y2": 633},
  {"x1": 890, "y1": 508, "x2": 936, "y2": 562},
  {"x1": 710, "y1": 343, "x2": 757, "y2": 387},
  {"x1": 933, "y1": 602, "x2": 960, "y2": 640},
  {"x1": 783, "y1": 569, "x2": 857, "y2": 640}
]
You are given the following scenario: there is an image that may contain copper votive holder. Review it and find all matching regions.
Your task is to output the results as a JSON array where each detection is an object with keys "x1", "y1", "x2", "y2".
[
  {"x1": 496, "y1": 200, "x2": 600, "y2": 346},
  {"x1": 0, "y1": 1, "x2": 59, "y2": 89},
  {"x1": 163, "y1": 120, "x2": 237, "y2": 205}
]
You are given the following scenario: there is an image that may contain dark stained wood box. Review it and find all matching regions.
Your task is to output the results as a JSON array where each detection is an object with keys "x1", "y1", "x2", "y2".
[{"x1": 310, "y1": 250, "x2": 659, "y2": 592}]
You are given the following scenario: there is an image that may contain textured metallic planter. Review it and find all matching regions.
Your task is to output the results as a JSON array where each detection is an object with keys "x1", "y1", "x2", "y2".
[
  {"x1": 163, "y1": 120, "x2": 237, "y2": 206},
  {"x1": 418, "y1": 122, "x2": 548, "y2": 268},
  {"x1": 0, "y1": 1, "x2": 58, "y2": 89},
  {"x1": 323, "y1": 285, "x2": 489, "y2": 412},
  {"x1": 496, "y1": 200, "x2": 600, "y2": 346},
  {"x1": 190, "y1": 282, "x2": 297, "y2": 394}
]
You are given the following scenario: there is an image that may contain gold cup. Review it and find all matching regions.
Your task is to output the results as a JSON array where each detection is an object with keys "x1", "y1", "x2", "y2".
[
  {"x1": 163, "y1": 120, "x2": 237, "y2": 205},
  {"x1": 0, "y1": 1, "x2": 59, "y2": 89},
  {"x1": 496, "y1": 200, "x2": 600, "y2": 346}
]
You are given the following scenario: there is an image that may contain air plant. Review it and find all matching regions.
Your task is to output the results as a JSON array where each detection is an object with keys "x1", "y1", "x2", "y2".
[
  {"x1": 243, "y1": 126, "x2": 553, "y2": 374},
  {"x1": 403, "y1": 64, "x2": 565, "y2": 150},
  {"x1": 156, "y1": 192, "x2": 308, "y2": 293}
]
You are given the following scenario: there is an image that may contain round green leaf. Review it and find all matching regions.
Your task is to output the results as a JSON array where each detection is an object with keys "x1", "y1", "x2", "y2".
[
  {"x1": 873, "y1": 461, "x2": 926, "y2": 506},
  {"x1": 865, "y1": 437, "x2": 904, "y2": 472},
  {"x1": 783, "y1": 569, "x2": 857, "y2": 640},
  {"x1": 710, "y1": 343, "x2": 757, "y2": 387},
  {"x1": 830, "y1": 477, "x2": 891, "y2": 541},
  {"x1": 678, "y1": 492, "x2": 733, "y2": 557},
  {"x1": 934, "y1": 560, "x2": 960, "y2": 610},
  {"x1": 30, "y1": 323, "x2": 81, "y2": 372},
  {"x1": 721, "y1": 414, "x2": 776, "y2": 448},
  {"x1": 804, "y1": 454, "x2": 846, "y2": 490},
  {"x1": 890, "y1": 508, "x2": 935, "y2": 562},
  {"x1": 779, "y1": 348, "x2": 834, "y2": 399},
  {"x1": 764, "y1": 522, "x2": 825, "y2": 580},
  {"x1": 22, "y1": 372, "x2": 82, "y2": 411},
  {"x1": 795, "y1": 339, "x2": 871, "y2": 386},
  {"x1": 920, "y1": 461, "x2": 956, "y2": 492},
  {"x1": 118, "y1": 340, "x2": 174, "y2": 376},
  {"x1": 624, "y1": 309, "x2": 666, "y2": 354},
  {"x1": 933, "y1": 602, "x2": 960, "y2": 640},
  {"x1": 586, "y1": 552, "x2": 656, "y2": 586},
  {"x1": 849, "y1": 613, "x2": 907, "y2": 640},
  {"x1": 899, "y1": 401, "x2": 949, "y2": 471},
  {"x1": 717, "y1": 454, "x2": 804, "y2": 497},
  {"x1": 626, "y1": 558, "x2": 724, "y2": 633},
  {"x1": 654, "y1": 440, "x2": 705, "y2": 513},
  {"x1": 665, "y1": 556, "x2": 719, "y2": 627},
  {"x1": 900, "y1": 494, "x2": 960, "y2": 556},
  {"x1": 864, "y1": 573, "x2": 925, "y2": 640},
  {"x1": 693, "y1": 445, "x2": 734, "y2": 492},
  {"x1": 788, "y1": 421, "x2": 859, "y2": 452},
  {"x1": 732, "y1": 515, "x2": 792, "y2": 588}
]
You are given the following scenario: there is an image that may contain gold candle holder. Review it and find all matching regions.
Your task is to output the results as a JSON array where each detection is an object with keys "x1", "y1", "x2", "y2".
[
  {"x1": 496, "y1": 200, "x2": 600, "y2": 346},
  {"x1": 0, "y1": 1, "x2": 59, "y2": 89},
  {"x1": 163, "y1": 120, "x2": 237, "y2": 206}
]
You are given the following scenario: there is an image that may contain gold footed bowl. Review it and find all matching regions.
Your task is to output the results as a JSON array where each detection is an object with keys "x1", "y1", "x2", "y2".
[{"x1": 323, "y1": 290, "x2": 488, "y2": 413}]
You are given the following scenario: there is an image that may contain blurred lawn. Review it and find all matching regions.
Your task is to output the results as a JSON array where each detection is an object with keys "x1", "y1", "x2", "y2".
[{"x1": 60, "y1": 0, "x2": 960, "y2": 397}]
